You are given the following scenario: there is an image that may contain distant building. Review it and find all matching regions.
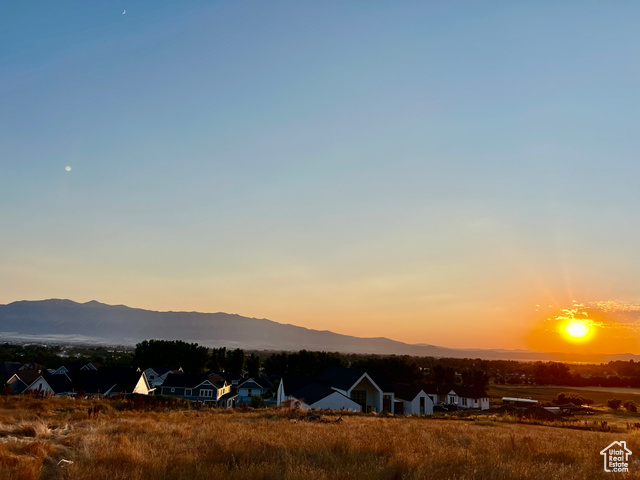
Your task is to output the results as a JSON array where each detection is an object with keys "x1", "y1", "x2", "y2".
[{"x1": 502, "y1": 397, "x2": 538, "y2": 408}]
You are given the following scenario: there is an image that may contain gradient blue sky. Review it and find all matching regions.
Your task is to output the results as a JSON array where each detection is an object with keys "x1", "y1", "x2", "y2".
[{"x1": 2, "y1": 1, "x2": 640, "y2": 351}]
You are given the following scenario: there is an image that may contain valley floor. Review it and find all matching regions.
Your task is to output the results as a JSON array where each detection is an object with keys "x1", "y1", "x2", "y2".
[{"x1": 1, "y1": 396, "x2": 639, "y2": 480}]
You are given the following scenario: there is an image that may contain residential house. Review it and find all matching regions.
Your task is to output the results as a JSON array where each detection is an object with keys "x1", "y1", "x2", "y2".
[
  {"x1": 502, "y1": 397, "x2": 538, "y2": 408},
  {"x1": 422, "y1": 384, "x2": 459, "y2": 406},
  {"x1": 455, "y1": 386, "x2": 490, "y2": 410},
  {"x1": 5, "y1": 369, "x2": 42, "y2": 394},
  {"x1": 50, "y1": 361, "x2": 102, "y2": 375},
  {"x1": 237, "y1": 377, "x2": 273, "y2": 404},
  {"x1": 218, "y1": 372, "x2": 244, "y2": 392},
  {"x1": 277, "y1": 366, "x2": 393, "y2": 413},
  {"x1": 161, "y1": 373, "x2": 236, "y2": 406},
  {"x1": 277, "y1": 376, "x2": 361, "y2": 411},
  {"x1": 26, "y1": 372, "x2": 74, "y2": 396},
  {"x1": 25, "y1": 368, "x2": 152, "y2": 398},
  {"x1": 393, "y1": 384, "x2": 434, "y2": 415},
  {"x1": 143, "y1": 367, "x2": 183, "y2": 388},
  {"x1": 68, "y1": 368, "x2": 153, "y2": 397},
  {"x1": 209, "y1": 373, "x2": 237, "y2": 408}
]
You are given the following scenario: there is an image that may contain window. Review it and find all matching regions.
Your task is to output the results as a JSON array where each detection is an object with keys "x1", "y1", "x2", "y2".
[
  {"x1": 200, "y1": 389, "x2": 213, "y2": 397},
  {"x1": 449, "y1": 395, "x2": 455, "y2": 404},
  {"x1": 461, "y1": 398, "x2": 467, "y2": 406},
  {"x1": 185, "y1": 389, "x2": 192, "y2": 397},
  {"x1": 351, "y1": 390, "x2": 367, "y2": 410},
  {"x1": 247, "y1": 389, "x2": 252, "y2": 396}
]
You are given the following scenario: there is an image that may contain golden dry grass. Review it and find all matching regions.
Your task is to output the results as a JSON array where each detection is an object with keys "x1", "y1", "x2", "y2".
[{"x1": 1, "y1": 396, "x2": 639, "y2": 479}]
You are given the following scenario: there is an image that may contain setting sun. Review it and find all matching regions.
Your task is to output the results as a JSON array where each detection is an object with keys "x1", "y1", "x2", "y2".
[{"x1": 565, "y1": 320, "x2": 589, "y2": 339}]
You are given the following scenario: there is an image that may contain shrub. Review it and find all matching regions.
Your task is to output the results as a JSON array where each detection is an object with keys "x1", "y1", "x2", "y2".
[
  {"x1": 249, "y1": 395, "x2": 265, "y2": 408},
  {"x1": 623, "y1": 401, "x2": 637, "y2": 413},
  {"x1": 607, "y1": 398, "x2": 622, "y2": 410},
  {"x1": 553, "y1": 393, "x2": 593, "y2": 405}
]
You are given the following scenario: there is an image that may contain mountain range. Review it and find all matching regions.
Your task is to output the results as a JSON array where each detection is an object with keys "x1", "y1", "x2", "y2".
[{"x1": 1, "y1": 299, "x2": 638, "y2": 362}]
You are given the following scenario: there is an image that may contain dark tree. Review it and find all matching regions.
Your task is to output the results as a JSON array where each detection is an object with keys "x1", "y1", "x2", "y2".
[
  {"x1": 208, "y1": 347, "x2": 227, "y2": 372},
  {"x1": 432, "y1": 364, "x2": 456, "y2": 384},
  {"x1": 246, "y1": 353, "x2": 261, "y2": 378},
  {"x1": 461, "y1": 369, "x2": 489, "y2": 388},
  {"x1": 225, "y1": 348, "x2": 246, "y2": 375},
  {"x1": 133, "y1": 340, "x2": 209, "y2": 373}
]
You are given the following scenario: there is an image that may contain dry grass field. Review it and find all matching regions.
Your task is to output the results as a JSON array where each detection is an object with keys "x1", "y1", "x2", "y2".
[{"x1": 1, "y1": 396, "x2": 640, "y2": 480}]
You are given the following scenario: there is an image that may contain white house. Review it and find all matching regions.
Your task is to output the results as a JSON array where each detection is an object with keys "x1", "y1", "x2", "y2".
[
  {"x1": 393, "y1": 384, "x2": 434, "y2": 415},
  {"x1": 277, "y1": 378, "x2": 362, "y2": 411},
  {"x1": 277, "y1": 367, "x2": 393, "y2": 413},
  {"x1": 455, "y1": 386, "x2": 490, "y2": 410}
]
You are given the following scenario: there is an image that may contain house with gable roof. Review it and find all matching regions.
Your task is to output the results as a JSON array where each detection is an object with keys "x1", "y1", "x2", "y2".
[
  {"x1": 161, "y1": 373, "x2": 236, "y2": 406},
  {"x1": 319, "y1": 366, "x2": 390, "y2": 413},
  {"x1": 237, "y1": 377, "x2": 273, "y2": 404},
  {"x1": 50, "y1": 361, "x2": 102, "y2": 375},
  {"x1": 26, "y1": 372, "x2": 74, "y2": 396},
  {"x1": 68, "y1": 368, "x2": 152, "y2": 397},
  {"x1": 277, "y1": 366, "x2": 394, "y2": 413},
  {"x1": 393, "y1": 384, "x2": 434, "y2": 415},
  {"x1": 276, "y1": 376, "x2": 361, "y2": 411},
  {"x1": 25, "y1": 368, "x2": 152, "y2": 398},
  {"x1": 5, "y1": 369, "x2": 42, "y2": 394},
  {"x1": 142, "y1": 367, "x2": 183, "y2": 388},
  {"x1": 454, "y1": 385, "x2": 490, "y2": 410}
]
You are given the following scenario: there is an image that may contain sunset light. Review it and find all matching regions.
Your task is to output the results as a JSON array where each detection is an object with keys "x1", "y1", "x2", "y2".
[{"x1": 564, "y1": 320, "x2": 589, "y2": 340}]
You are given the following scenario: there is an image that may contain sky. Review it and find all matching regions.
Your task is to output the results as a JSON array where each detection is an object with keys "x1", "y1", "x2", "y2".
[{"x1": 2, "y1": 1, "x2": 640, "y2": 353}]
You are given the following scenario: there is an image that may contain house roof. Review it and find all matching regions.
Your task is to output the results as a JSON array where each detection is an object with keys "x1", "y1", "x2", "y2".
[
  {"x1": 238, "y1": 379, "x2": 263, "y2": 389},
  {"x1": 319, "y1": 366, "x2": 373, "y2": 392},
  {"x1": 56, "y1": 360, "x2": 99, "y2": 373},
  {"x1": 162, "y1": 373, "x2": 212, "y2": 389},
  {"x1": 239, "y1": 377, "x2": 272, "y2": 390},
  {"x1": 67, "y1": 368, "x2": 145, "y2": 394},
  {"x1": 13, "y1": 369, "x2": 42, "y2": 387},
  {"x1": 207, "y1": 374, "x2": 228, "y2": 388},
  {"x1": 39, "y1": 373, "x2": 73, "y2": 393},
  {"x1": 454, "y1": 386, "x2": 488, "y2": 399},
  {"x1": 290, "y1": 383, "x2": 337, "y2": 405},
  {"x1": 420, "y1": 383, "x2": 458, "y2": 395},
  {"x1": 146, "y1": 367, "x2": 180, "y2": 376},
  {"x1": 393, "y1": 383, "x2": 426, "y2": 401},
  {"x1": 218, "y1": 391, "x2": 238, "y2": 401},
  {"x1": 255, "y1": 377, "x2": 273, "y2": 389},
  {"x1": 281, "y1": 376, "x2": 322, "y2": 396}
]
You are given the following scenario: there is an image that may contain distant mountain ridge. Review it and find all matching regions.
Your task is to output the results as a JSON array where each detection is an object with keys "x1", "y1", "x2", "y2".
[{"x1": 0, "y1": 299, "x2": 638, "y2": 363}]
